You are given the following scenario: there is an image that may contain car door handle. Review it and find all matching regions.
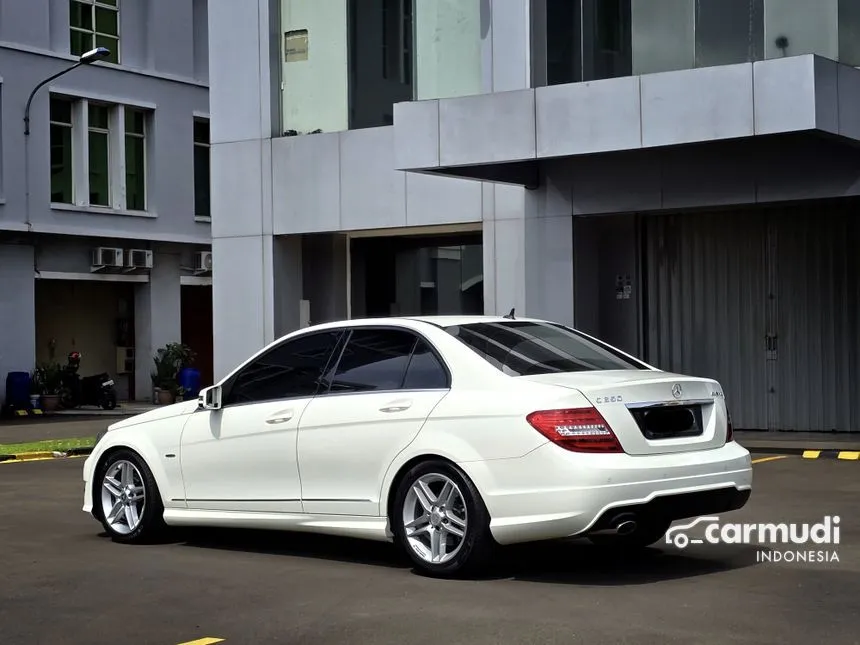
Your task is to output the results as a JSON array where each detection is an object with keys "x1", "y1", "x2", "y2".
[
  {"x1": 266, "y1": 411, "x2": 294, "y2": 424},
  {"x1": 379, "y1": 400, "x2": 412, "y2": 413}
]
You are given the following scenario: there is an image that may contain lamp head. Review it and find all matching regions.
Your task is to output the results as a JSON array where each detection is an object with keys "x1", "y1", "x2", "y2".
[{"x1": 79, "y1": 47, "x2": 111, "y2": 64}]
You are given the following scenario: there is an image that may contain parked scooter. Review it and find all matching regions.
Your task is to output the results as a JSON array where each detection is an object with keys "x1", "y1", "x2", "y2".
[{"x1": 60, "y1": 351, "x2": 118, "y2": 410}]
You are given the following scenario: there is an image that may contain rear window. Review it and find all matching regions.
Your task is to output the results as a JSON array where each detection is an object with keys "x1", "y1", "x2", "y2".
[{"x1": 443, "y1": 321, "x2": 648, "y2": 376}]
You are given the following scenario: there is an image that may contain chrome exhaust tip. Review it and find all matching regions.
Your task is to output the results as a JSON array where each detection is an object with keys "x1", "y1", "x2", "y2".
[{"x1": 616, "y1": 520, "x2": 637, "y2": 535}]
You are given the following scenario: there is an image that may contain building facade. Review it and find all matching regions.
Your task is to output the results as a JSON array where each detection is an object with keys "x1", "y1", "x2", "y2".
[
  {"x1": 0, "y1": 0, "x2": 213, "y2": 403},
  {"x1": 209, "y1": 0, "x2": 860, "y2": 433}
]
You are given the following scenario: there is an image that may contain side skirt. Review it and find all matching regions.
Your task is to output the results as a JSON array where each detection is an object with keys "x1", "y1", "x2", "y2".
[{"x1": 162, "y1": 508, "x2": 393, "y2": 542}]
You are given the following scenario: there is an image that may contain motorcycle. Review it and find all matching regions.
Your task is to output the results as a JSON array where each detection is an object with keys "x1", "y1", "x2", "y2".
[{"x1": 60, "y1": 351, "x2": 118, "y2": 410}]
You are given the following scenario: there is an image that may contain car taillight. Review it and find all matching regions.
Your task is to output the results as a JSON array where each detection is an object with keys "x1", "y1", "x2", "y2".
[
  {"x1": 726, "y1": 408, "x2": 734, "y2": 443},
  {"x1": 526, "y1": 407, "x2": 624, "y2": 453}
]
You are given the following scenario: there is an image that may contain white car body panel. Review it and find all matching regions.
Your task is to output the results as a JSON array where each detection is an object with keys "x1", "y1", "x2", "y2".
[
  {"x1": 82, "y1": 315, "x2": 753, "y2": 550},
  {"x1": 297, "y1": 390, "x2": 448, "y2": 516},
  {"x1": 178, "y1": 398, "x2": 312, "y2": 513}
]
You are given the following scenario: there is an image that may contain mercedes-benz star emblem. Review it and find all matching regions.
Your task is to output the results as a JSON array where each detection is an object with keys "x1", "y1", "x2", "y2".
[{"x1": 671, "y1": 383, "x2": 683, "y2": 399}]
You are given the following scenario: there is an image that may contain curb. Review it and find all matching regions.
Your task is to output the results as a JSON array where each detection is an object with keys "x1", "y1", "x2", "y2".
[
  {"x1": 0, "y1": 446, "x2": 93, "y2": 464},
  {"x1": 744, "y1": 444, "x2": 860, "y2": 459}
]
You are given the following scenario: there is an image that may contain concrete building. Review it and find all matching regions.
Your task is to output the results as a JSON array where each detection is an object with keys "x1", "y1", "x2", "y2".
[
  {"x1": 209, "y1": 0, "x2": 860, "y2": 434},
  {"x1": 0, "y1": 0, "x2": 213, "y2": 403}
]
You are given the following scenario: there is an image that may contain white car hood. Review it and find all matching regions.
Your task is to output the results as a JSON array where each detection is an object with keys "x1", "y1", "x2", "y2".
[{"x1": 108, "y1": 400, "x2": 200, "y2": 431}]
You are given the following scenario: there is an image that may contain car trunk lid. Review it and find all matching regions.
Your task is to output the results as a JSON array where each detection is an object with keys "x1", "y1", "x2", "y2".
[{"x1": 520, "y1": 370, "x2": 729, "y2": 455}]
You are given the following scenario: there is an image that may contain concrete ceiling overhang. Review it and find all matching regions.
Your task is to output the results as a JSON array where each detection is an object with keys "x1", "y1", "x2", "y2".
[{"x1": 393, "y1": 54, "x2": 860, "y2": 189}]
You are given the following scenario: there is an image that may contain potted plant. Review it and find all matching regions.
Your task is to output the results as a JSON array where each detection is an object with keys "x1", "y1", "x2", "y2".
[
  {"x1": 33, "y1": 361, "x2": 63, "y2": 412},
  {"x1": 151, "y1": 343, "x2": 196, "y2": 405}
]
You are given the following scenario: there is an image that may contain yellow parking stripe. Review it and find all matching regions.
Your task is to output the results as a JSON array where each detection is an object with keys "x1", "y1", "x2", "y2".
[
  {"x1": 802, "y1": 450, "x2": 821, "y2": 459},
  {"x1": 837, "y1": 451, "x2": 860, "y2": 460},
  {"x1": 751, "y1": 455, "x2": 788, "y2": 464},
  {"x1": 176, "y1": 638, "x2": 225, "y2": 645}
]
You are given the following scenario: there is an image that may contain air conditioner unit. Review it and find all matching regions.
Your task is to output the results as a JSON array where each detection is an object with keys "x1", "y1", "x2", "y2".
[
  {"x1": 91, "y1": 247, "x2": 124, "y2": 270},
  {"x1": 126, "y1": 249, "x2": 153, "y2": 270},
  {"x1": 193, "y1": 250, "x2": 213, "y2": 274}
]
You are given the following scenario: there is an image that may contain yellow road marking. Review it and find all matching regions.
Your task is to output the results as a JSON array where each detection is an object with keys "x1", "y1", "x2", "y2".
[
  {"x1": 837, "y1": 451, "x2": 860, "y2": 460},
  {"x1": 0, "y1": 455, "x2": 86, "y2": 465},
  {"x1": 751, "y1": 455, "x2": 788, "y2": 464},
  {"x1": 802, "y1": 450, "x2": 821, "y2": 459},
  {"x1": 176, "y1": 638, "x2": 225, "y2": 645}
]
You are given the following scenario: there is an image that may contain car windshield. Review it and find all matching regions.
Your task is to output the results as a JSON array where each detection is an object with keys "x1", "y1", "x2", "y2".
[{"x1": 443, "y1": 321, "x2": 648, "y2": 376}]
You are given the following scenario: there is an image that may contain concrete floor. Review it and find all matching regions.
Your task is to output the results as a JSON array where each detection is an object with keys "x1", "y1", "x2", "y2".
[{"x1": 0, "y1": 455, "x2": 858, "y2": 644}]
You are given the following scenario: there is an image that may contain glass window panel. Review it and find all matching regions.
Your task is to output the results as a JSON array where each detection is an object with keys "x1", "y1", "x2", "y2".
[
  {"x1": 589, "y1": 0, "x2": 632, "y2": 79},
  {"x1": 70, "y1": 29, "x2": 91, "y2": 56},
  {"x1": 97, "y1": 0, "x2": 118, "y2": 6},
  {"x1": 125, "y1": 107, "x2": 144, "y2": 135},
  {"x1": 50, "y1": 124, "x2": 74, "y2": 204},
  {"x1": 193, "y1": 119, "x2": 209, "y2": 144},
  {"x1": 95, "y1": 34, "x2": 119, "y2": 62},
  {"x1": 95, "y1": 6, "x2": 118, "y2": 35},
  {"x1": 88, "y1": 104, "x2": 109, "y2": 129},
  {"x1": 69, "y1": 0, "x2": 93, "y2": 30},
  {"x1": 88, "y1": 131, "x2": 110, "y2": 206},
  {"x1": 414, "y1": 0, "x2": 482, "y2": 99},
  {"x1": 838, "y1": 0, "x2": 860, "y2": 66},
  {"x1": 50, "y1": 98, "x2": 72, "y2": 125},
  {"x1": 280, "y1": 0, "x2": 349, "y2": 134},
  {"x1": 546, "y1": 0, "x2": 579, "y2": 84},
  {"x1": 194, "y1": 144, "x2": 210, "y2": 217},
  {"x1": 125, "y1": 134, "x2": 145, "y2": 211},
  {"x1": 763, "y1": 0, "x2": 838, "y2": 60},
  {"x1": 696, "y1": 0, "x2": 763, "y2": 67},
  {"x1": 631, "y1": 0, "x2": 694, "y2": 75}
]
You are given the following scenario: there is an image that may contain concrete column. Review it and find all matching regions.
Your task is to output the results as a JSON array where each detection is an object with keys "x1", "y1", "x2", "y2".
[
  {"x1": 134, "y1": 250, "x2": 181, "y2": 400},
  {"x1": 0, "y1": 245, "x2": 36, "y2": 405},
  {"x1": 482, "y1": 183, "x2": 574, "y2": 326}
]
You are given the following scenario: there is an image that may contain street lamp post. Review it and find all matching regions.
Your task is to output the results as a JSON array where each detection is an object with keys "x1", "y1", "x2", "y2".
[
  {"x1": 22, "y1": 46, "x2": 110, "y2": 231},
  {"x1": 24, "y1": 47, "x2": 111, "y2": 136}
]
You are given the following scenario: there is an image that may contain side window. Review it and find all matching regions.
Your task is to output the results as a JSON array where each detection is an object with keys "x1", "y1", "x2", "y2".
[
  {"x1": 403, "y1": 340, "x2": 449, "y2": 390},
  {"x1": 327, "y1": 329, "x2": 417, "y2": 393},
  {"x1": 224, "y1": 331, "x2": 342, "y2": 405}
]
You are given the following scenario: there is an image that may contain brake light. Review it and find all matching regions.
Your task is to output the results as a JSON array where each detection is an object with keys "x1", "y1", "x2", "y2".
[{"x1": 526, "y1": 407, "x2": 624, "y2": 453}]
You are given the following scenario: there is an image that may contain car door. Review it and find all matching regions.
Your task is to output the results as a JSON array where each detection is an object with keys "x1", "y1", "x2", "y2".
[
  {"x1": 178, "y1": 329, "x2": 344, "y2": 513},
  {"x1": 297, "y1": 327, "x2": 451, "y2": 516}
]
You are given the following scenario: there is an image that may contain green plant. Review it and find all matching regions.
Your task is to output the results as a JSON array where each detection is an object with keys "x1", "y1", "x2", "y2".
[
  {"x1": 151, "y1": 342, "x2": 196, "y2": 396},
  {"x1": 32, "y1": 361, "x2": 63, "y2": 395}
]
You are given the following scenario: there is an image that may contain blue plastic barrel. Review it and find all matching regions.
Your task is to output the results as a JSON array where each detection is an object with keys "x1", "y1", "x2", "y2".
[
  {"x1": 178, "y1": 367, "x2": 201, "y2": 399},
  {"x1": 6, "y1": 372, "x2": 31, "y2": 406}
]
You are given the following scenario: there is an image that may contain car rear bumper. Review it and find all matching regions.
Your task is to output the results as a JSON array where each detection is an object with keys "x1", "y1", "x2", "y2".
[{"x1": 460, "y1": 440, "x2": 753, "y2": 545}]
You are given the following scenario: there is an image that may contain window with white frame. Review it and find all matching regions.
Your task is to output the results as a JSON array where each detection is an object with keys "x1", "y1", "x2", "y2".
[
  {"x1": 49, "y1": 94, "x2": 151, "y2": 212},
  {"x1": 193, "y1": 118, "x2": 210, "y2": 219},
  {"x1": 70, "y1": 0, "x2": 120, "y2": 64},
  {"x1": 50, "y1": 97, "x2": 75, "y2": 204}
]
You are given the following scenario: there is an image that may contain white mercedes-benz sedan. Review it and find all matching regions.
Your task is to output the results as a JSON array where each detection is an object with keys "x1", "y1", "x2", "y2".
[{"x1": 82, "y1": 315, "x2": 752, "y2": 577}]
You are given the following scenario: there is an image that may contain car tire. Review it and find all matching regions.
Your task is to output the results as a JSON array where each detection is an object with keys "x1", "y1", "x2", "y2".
[
  {"x1": 93, "y1": 449, "x2": 166, "y2": 544},
  {"x1": 392, "y1": 460, "x2": 495, "y2": 578},
  {"x1": 588, "y1": 517, "x2": 673, "y2": 550}
]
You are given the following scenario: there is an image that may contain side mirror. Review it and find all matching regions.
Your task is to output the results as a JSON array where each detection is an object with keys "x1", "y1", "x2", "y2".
[{"x1": 198, "y1": 385, "x2": 222, "y2": 411}]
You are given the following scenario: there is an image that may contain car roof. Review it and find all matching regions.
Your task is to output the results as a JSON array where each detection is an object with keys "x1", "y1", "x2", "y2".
[{"x1": 304, "y1": 315, "x2": 548, "y2": 331}]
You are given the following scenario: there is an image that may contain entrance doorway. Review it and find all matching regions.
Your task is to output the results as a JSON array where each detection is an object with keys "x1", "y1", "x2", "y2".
[{"x1": 350, "y1": 233, "x2": 483, "y2": 318}]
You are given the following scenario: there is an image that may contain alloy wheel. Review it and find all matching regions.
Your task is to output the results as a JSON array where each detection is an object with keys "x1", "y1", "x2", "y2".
[
  {"x1": 401, "y1": 473, "x2": 468, "y2": 564},
  {"x1": 100, "y1": 460, "x2": 146, "y2": 535}
]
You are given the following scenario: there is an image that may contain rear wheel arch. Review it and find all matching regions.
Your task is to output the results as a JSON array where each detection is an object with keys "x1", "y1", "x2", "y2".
[{"x1": 385, "y1": 454, "x2": 488, "y2": 527}]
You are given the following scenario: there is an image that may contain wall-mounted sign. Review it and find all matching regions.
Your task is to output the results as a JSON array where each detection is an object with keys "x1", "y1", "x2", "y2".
[{"x1": 284, "y1": 29, "x2": 308, "y2": 62}]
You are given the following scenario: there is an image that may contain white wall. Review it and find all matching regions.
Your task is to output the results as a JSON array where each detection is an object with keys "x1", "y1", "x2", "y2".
[
  {"x1": 415, "y1": 0, "x2": 483, "y2": 100},
  {"x1": 280, "y1": 0, "x2": 349, "y2": 133}
]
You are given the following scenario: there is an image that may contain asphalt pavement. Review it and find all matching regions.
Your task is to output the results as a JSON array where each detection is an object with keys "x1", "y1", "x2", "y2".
[{"x1": 0, "y1": 455, "x2": 858, "y2": 645}]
